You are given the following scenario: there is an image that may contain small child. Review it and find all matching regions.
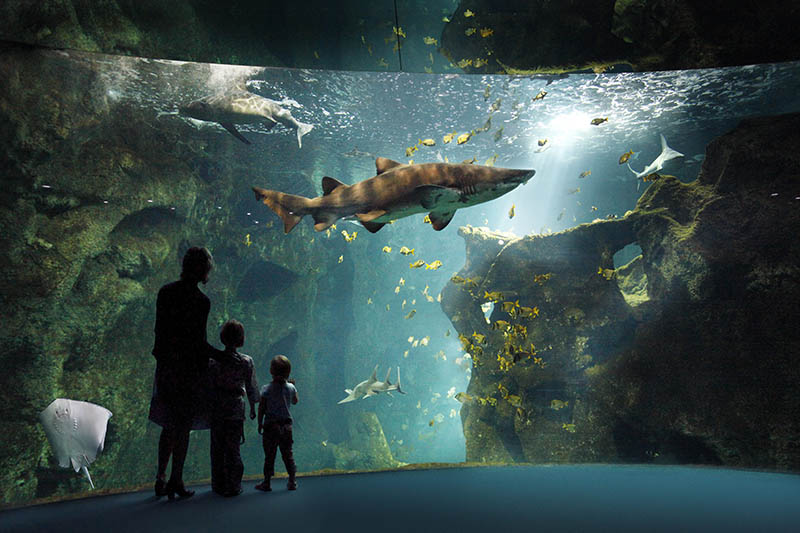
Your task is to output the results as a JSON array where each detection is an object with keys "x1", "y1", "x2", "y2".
[
  {"x1": 207, "y1": 319, "x2": 259, "y2": 497},
  {"x1": 255, "y1": 354, "x2": 299, "y2": 491}
]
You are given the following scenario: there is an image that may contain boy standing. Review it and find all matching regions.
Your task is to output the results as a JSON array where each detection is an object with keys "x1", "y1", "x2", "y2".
[
  {"x1": 208, "y1": 319, "x2": 259, "y2": 497},
  {"x1": 255, "y1": 355, "x2": 298, "y2": 491}
]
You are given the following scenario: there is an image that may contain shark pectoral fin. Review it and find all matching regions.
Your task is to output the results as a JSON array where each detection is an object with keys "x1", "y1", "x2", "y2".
[
  {"x1": 415, "y1": 185, "x2": 460, "y2": 210},
  {"x1": 356, "y1": 210, "x2": 387, "y2": 223},
  {"x1": 375, "y1": 157, "x2": 404, "y2": 174},
  {"x1": 322, "y1": 176, "x2": 348, "y2": 196},
  {"x1": 361, "y1": 220, "x2": 386, "y2": 233},
  {"x1": 312, "y1": 212, "x2": 338, "y2": 232},
  {"x1": 428, "y1": 211, "x2": 455, "y2": 231},
  {"x1": 220, "y1": 122, "x2": 251, "y2": 145}
]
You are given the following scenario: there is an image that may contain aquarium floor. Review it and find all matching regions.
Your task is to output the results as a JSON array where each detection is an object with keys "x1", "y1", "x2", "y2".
[{"x1": 4, "y1": 465, "x2": 800, "y2": 532}]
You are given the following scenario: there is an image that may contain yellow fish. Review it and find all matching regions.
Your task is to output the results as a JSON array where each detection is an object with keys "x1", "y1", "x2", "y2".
[
  {"x1": 393, "y1": 26, "x2": 406, "y2": 38},
  {"x1": 445, "y1": 329, "x2": 451, "y2": 337},
  {"x1": 618, "y1": 149, "x2": 634, "y2": 165},
  {"x1": 533, "y1": 273, "x2": 552, "y2": 285},
  {"x1": 484, "y1": 154, "x2": 498, "y2": 166},
  {"x1": 321, "y1": 440, "x2": 328, "y2": 447},
  {"x1": 428, "y1": 419, "x2": 435, "y2": 427},
  {"x1": 400, "y1": 246, "x2": 415, "y2": 256},
  {"x1": 474, "y1": 58, "x2": 488, "y2": 68},
  {"x1": 382, "y1": 246, "x2": 392, "y2": 253},
  {"x1": 464, "y1": 9, "x2": 475, "y2": 17},
  {"x1": 436, "y1": 293, "x2": 442, "y2": 303},
  {"x1": 538, "y1": 138, "x2": 548, "y2": 146},
  {"x1": 480, "y1": 28, "x2": 493, "y2": 37},
  {"x1": 533, "y1": 90, "x2": 547, "y2": 101},
  {"x1": 424, "y1": 66, "x2": 433, "y2": 74},
  {"x1": 405, "y1": 145, "x2": 418, "y2": 157},
  {"x1": 451, "y1": 275, "x2": 466, "y2": 284},
  {"x1": 402, "y1": 299, "x2": 407, "y2": 309},
  {"x1": 519, "y1": 306, "x2": 539, "y2": 318},
  {"x1": 443, "y1": 132, "x2": 457, "y2": 144},
  {"x1": 457, "y1": 131, "x2": 473, "y2": 144},
  {"x1": 423, "y1": 214, "x2": 432, "y2": 224},
  {"x1": 244, "y1": 234, "x2": 252, "y2": 247},
  {"x1": 457, "y1": 58, "x2": 473, "y2": 68},
  {"x1": 420, "y1": 138, "x2": 436, "y2": 146},
  {"x1": 405, "y1": 310, "x2": 417, "y2": 319},
  {"x1": 551, "y1": 399, "x2": 569, "y2": 410},
  {"x1": 410, "y1": 260, "x2": 426, "y2": 269},
  {"x1": 502, "y1": 300, "x2": 520, "y2": 313},
  {"x1": 442, "y1": 16, "x2": 450, "y2": 23},
  {"x1": 568, "y1": 187, "x2": 581, "y2": 195},
  {"x1": 507, "y1": 395, "x2": 522, "y2": 407},
  {"x1": 386, "y1": 304, "x2": 390, "y2": 311},
  {"x1": 420, "y1": 336, "x2": 430, "y2": 346},
  {"x1": 491, "y1": 320, "x2": 511, "y2": 330},
  {"x1": 399, "y1": 277, "x2": 405, "y2": 286},
  {"x1": 426, "y1": 260, "x2": 443, "y2": 270},
  {"x1": 562, "y1": 423, "x2": 577, "y2": 433},
  {"x1": 642, "y1": 173, "x2": 660, "y2": 182},
  {"x1": 341, "y1": 229, "x2": 358, "y2": 242},
  {"x1": 471, "y1": 332, "x2": 486, "y2": 344},
  {"x1": 579, "y1": 171, "x2": 591, "y2": 179},
  {"x1": 338, "y1": 255, "x2": 344, "y2": 263},
  {"x1": 367, "y1": 297, "x2": 373, "y2": 304},
  {"x1": 598, "y1": 267, "x2": 615, "y2": 280},
  {"x1": 423, "y1": 36, "x2": 438, "y2": 46},
  {"x1": 455, "y1": 392, "x2": 473, "y2": 403},
  {"x1": 377, "y1": 58, "x2": 389, "y2": 68},
  {"x1": 425, "y1": 294, "x2": 435, "y2": 303},
  {"x1": 394, "y1": 286, "x2": 401, "y2": 294},
  {"x1": 591, "y1": 206, "x2": 598, "y2": 212},
  {"x1": 461, "y1": 157, "x2": 477, "y2": 165},
  {"x1": 508, "y1": 204, "x2": 515, "y2": 219},
  {"x1": 590, "y1": 117, "x2": 608, "y2": 125},
  {"x1": 314, "y1": 51, "x2": 320, "y2": 59},
  {"x1": 484, "y1": 291, "x2": 504, "y2": 302}
]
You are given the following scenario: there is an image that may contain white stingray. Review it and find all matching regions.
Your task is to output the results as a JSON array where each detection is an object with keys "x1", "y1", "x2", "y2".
[{"x1": 39, "y1": 399, "x2": 113, "y2": 489}]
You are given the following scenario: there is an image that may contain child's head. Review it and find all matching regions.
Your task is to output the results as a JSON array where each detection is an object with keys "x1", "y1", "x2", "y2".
[
  {"x1": 270, "y1": 355, "x2": 291, "y2": 382},
  {"x1": 220, "y1": 319, "x2": 245, "y2": 349}
]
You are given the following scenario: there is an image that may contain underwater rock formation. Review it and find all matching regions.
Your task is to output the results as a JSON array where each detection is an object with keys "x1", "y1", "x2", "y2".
[
  {"x1": 331, "y1": 412, "x2": 400, "y2": 471},
  {"x1": 444, "y1": 112, "x2": 800, "y2": 470},
  {"x1": 442, "y1": 0, "x2": 800, "y2": 73}
]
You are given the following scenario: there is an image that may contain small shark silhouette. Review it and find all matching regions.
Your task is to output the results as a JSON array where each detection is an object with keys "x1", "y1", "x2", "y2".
[
  {"x1": 180, "y1": 87, "x2": 313, "y2": 147},
  {"x1": 337, "y1": 366, "x2": 405, "y2": 404},
  {"x1": 254, "y1": 158, "x2": 534, "y2": 233},
  {"x1": 628, "y1": 134, "x2": 684, "y2": 187}
]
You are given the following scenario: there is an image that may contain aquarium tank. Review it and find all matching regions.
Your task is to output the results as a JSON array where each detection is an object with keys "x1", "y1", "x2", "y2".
[{"x1": 1, "y1": 0, "x2": 800, "y2": 517}]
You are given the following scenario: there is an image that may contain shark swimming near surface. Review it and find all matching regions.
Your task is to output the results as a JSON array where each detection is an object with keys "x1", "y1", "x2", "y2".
[
  {"x1": 180, "y1": 86, "x2": 313, "y2": 147},
  {"x1": 253, "y1": 157, "x2": 535, "y2": 234},
  {"x1": 337, "y1": 366, "x2": 405, "y2": 404},
  {"x1": 628, "y1": 134, "x2": 684, "y2": 188}
]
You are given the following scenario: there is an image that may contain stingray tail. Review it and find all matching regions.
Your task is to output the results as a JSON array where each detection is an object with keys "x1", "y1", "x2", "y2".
[
  {"x1": 296, "y1": 121, "x2": 313, "y2": 148},
  {"x1": 253, "y1": 187, "x2": 312, "y2": 234},
  {"x1": 82, "y1": 466, "x2": 95, "y2": 489}
]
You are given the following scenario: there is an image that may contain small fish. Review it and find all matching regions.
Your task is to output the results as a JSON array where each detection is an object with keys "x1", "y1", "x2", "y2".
[
  {"x1": 493, "y1": 126, "x2": 504, "y2": 142},
  {"x1": 244, "y1": 233, "x2": 252, "y2": 247},
  {"x1": 461, "y1": 157, "x2": 477, "y2": 164},
  {"x1": 457, "y1": 58, "x2": 473, "y2": 68},
  {"x1": 382, "y1": 245, "x2": 392, "y2": 253},
  {"x1": 508, "y1": 204, "x2": 515, "y2": 219},
  {"x1": 465, "y1": 28, "x2": 476, "y2": 36},
  {"x1": 518, "y1": 306, "x2": 539, "y2": 318},
  {"x1": 484, "y1": 86, "x2": 491, "y2": 100},
  {"x1": 405, "y1": 309, "x2": 416, "y2": 319},
  {"x1": 443, "y1": 131, "x2": 456, "y2": 144},
  {"x1": 405, "y1": 145, "x2": 418, "y2": 157},
  {"x1": 618, "y1": 149, "x2": 635, "y2": 165},
  {"x1": 597, "y1": 266, "x2": 615, "y2": 280},
  {"x1": 341, "y1": 229, "x2": 358, "y2": 242},
  {"x1": 442, "y1": 16, "x2": 450, "y2": 23},
  {"x1": 507, "y1": 395, "x2": 522, "y2": 408},
  {"x1": 490, "y1": 98, "x2": 502, "y2": 112},
  {"x1": 484, "y1": 154, "x2": 498, "y2": 166},
  {"x1": 377, "y1": 58, "x2": 389, "y2": 68},
  {"x1": 579, "y1": 170, "x2": 591, "y2": 179},
  {"x1": 455, "y1": 392, "x2": 474, "y2": 403},
  {"x1": 533, "y1": 273, "x2": 552, "y2": 285},
  {"x1": 449, "y1": 409, "x2": 458, "y2": 418},
  {"x1": 532, "y1": 90, "x2": 547, "y2": 101},
  {"x1": 338, "y1": 255, "x2": 344, "y2": 264},
  {"x1": 428, "y1": 419, "x2": 435, "y2": 427},
  {"x1": 551, "y1": 399, "x2": 569, "y2": 410},
  {"x1": 367, "y1": 297, "x2": 373, "y2": 304},
  {"x1": 480, "y1": 28, "x2": 493, "y2": 37},
  {"x1": 386, "y1": 304, "x2": 390, "y2": 311},
  {"x1": 420, "y1": 138, "x2": 436, "y2": 146},
  {"x1": 591, "y1": 206, "x2": 598, "y2": 211},
  {"x1": 457, "y1": 132, "x2": 473, "y2": 145},
  {"x1": 474, "y1": 58, "x2": 488, "y2": 68},
  {"x1": 403, "y1": 350, "x2": 409, "y2": 358},
  {"x1": 557, "y1": 208, "x2": 566, "y2": 221},
  {"x1": 409, "y1": 260, "x2": 425, "y2": 269},
  {"x1": 642, "y1": 172, "x2": 660, "y2": 182},
  {"x1": 491, "y1": 320, "x2": 511, "y2": 330},
  {"x1": 502, "y1": 300, "x2": 520, "y2": 313},
  {"x1": 464, "y1": 9, "x2": 475, "y2": 17},
  {"x1": 399, "y1": 246, "x2": 415, "y2": 256},
  {"x1": 314, "y1": 51, "x2": 320, "y2": 59},
  {"x1": 568, "y1": 187, "x2": 581, "y2": 195},
  {"x1": 445, "y1": 329, "x2": 451, "y2": 337},
  {"x1": 423, "y1": 36, "x2": 438, "y2": 46},
  {"x1": 562, "y1": 423, "x2": 576, "y2": 433},
  {"x1": 426, "y1": 260, "x2": 443, "y2": 270},
  {"x1": 471, "y1": 332, "x2": 486, "y2": 344},
  {"x1": 321, "y1": 440, "x2": 328, "y2": 447},
  {"x1": 590, "y1": 117, "x2": 608, "y2": 126},
  {"x1": 451, "y1": 275, "x2": 466, "y2": 284},
  {"x1": 399, "y1": 277, "x2": 405, "y2": 286},
  {"x1": 420, "y1": 336, "x2": 430, "y2": 346},
  {"x1": 394, "y1": 286, "x2": 401, "y2": 294},
  {"x1": 393, "y1": 26, "x2": 406, "y2": 38},
  {"x1": 484, "y1": 291, "x2": 503, "y2": 302}
]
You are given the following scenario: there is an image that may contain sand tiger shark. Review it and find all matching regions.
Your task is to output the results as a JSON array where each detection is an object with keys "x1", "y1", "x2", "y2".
[
  {"x1": 180, "y1": 87, "x2": 313, "y2": 148},
  {"x1": 253, "y1": 157, "x2": 535, "y2": 233},
  {"x1": 628, "y1": 134, "x2": 684, "y2": 188},
  {"x1": 338, "y1": 366, "x2": 405, "y2": 404}
]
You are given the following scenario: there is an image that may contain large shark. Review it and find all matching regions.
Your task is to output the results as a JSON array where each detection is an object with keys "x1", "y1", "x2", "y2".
[
  {"x1": 628, "y1": 134, "x2": 684, "y2": 186},
  {"x1": 253, "y1": 157, "x2": 535, "y2": 234},
  {"x1": 180, "y1": 87, "x2": 313, "y2": 148},
  {"x1": 337, "y1": 366, "x2": 405, "y2": 404}
]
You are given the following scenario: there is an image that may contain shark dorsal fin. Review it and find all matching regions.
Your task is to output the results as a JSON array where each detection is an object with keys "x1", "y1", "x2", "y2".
[
  {"x1": 428, "y1": 211, "x2": 455, "y2": 231},
  {"x1": 375, "y1": 157, "x2": 404, "y2": 174},
  {"x1": 322, "y1": 176, "x2": 347, "y2": 196},
  {"x1": 368, "y1": 365, "x2": 378, "y2": 383},
  {"x1": 384, "y1": 367, "x2": 392, "y2": 384}
]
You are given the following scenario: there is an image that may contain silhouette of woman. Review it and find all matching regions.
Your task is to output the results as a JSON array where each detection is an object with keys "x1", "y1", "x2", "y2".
[{"x1": 148, "y1": 246, "x2": 222, "y2": 500}]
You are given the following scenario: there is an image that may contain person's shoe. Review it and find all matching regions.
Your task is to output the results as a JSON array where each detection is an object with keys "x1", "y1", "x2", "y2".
[
  {"x1": 223, "y1": 487, "x2": 243, "y2": 497},
  {"x1": 166, "y1": 479, "x2": 195, "y2": 500},
  {"x1": 287, "y1": 479, "x2": 297, "y2": 491},
  {"x1": 154, "y1": 478, "x2": 167, "y2": 499},
  {"x1": 254, "y1": 479, "x2": 271, "y2": 492}
]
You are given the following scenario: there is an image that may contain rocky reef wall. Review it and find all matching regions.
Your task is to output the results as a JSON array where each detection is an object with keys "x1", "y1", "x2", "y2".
[{"x1": 442, "y1": 112, "x2": 800, "y2": 470}]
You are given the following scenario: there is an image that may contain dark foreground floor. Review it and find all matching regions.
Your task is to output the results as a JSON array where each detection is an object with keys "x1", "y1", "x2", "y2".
[{"x1": 4, "y1": 465, "x2": 800, "y2": 532}]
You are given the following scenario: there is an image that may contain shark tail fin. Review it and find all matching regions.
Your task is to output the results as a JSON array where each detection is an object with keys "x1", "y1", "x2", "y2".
[
  {"x1": 253, "y1": 187, "x2": 309, "y2": 233},
  {"x1": 659, "y1": 134, "x2": 684, "y2": 160},
  {"x1": 396, "y1": 366, "x2": 405, "y2": 394},
  {"x1": 627, "y1": 162, "x2": 639, "y2": 177},
  {"x1": 296, "y1": 121, "x2": 314, "y2": 149}
]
